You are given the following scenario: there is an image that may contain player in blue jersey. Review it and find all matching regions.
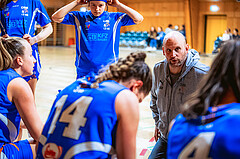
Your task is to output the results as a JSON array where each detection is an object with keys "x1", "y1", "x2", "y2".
[
  {"x1": 0, "y1": 0, "x2": 53, "y2": 95},
  {"x1": 0, "y1": 37, "x2": 44, "y2": 158},
  {"x1": 52, "y1": 0, "x2": 143, "y2": 78},
  {"x1": 36, "y1": 52, "x2": 152, "y2": 159},
  {"x1": 167, "y1": 40, "x2": 240, "y2": 159}
]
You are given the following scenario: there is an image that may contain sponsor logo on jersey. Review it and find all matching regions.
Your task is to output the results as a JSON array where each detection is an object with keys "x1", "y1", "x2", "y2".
[
  {"x1": 21, "y1": 6, "x2": 29, "y2": 16},
  {"x1": 73, "y1": 85, "x2": 84, "y2": 93},
  {"x1": 7, "y1": 20, "x2": 27, "y2": 29},
  {"x1": 87, "y1": 33, "x2": 108, "y2": 41},
  {"x1": 4, "y1": 12, "x2": 9, "y2": 18},
  {"x1": 85, "y1": 19, "x2": 91, "y2": 30},
  {"x1": 85, "y1": 23, "x2": 90, "y2": 30},
  {"x1": 103, "y1": 22, "x2": 110, "y2": 30},
  {"x1": 42, "y1": 143, "x2": 62, "y2": 159}
]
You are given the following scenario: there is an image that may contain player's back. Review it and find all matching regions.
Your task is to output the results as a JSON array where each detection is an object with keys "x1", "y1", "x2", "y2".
[
  {"x1": 0, "y1": 69, "x2": 22, "y2": 146},
  {"x1": 36, "y1": 79, "x2": 127, "y2": 159},
  {"x1": 167, "y1": 103, "x2": 240, "y2": 159}
]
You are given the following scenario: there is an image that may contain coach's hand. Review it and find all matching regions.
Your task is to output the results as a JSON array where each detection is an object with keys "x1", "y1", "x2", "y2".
[{"x1": 154, "y1": 127, "x2": 160, "y2": 142}]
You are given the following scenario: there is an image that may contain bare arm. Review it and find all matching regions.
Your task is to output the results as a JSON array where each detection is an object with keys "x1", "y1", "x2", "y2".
[
  {"x1": 23, "y1": 23, "x2": 53, "y2": 45},
  {"x1": 108, "y1": 0, "x2": 143, "y2": 24},
  {"x1": 115, "y1": 90, "x2": 139, "y2": 159},
  {"x1": 8, "y1": 78, "x2": 43, "y2": 141},
  {"x1": 52, "y1": 0, "x2": 87, "y2": 23}
]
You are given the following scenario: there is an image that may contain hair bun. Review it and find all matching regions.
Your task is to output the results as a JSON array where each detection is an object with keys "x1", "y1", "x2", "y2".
[{"x1": 130, "y1": 52, "x2": 146, "y2": 62}]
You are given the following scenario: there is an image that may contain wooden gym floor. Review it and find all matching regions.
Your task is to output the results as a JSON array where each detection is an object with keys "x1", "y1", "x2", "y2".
[{"x1": 33, "y1": 46, "x2": 215, "y2": 158}]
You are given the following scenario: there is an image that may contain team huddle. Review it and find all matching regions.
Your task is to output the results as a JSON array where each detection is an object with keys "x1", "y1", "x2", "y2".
[{"x1": 0, "y1": 0, "x2": 240, "y2": 159}]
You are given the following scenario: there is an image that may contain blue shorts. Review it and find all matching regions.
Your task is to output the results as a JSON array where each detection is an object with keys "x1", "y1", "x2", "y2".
[
  {"x1": 24, "y1": 47, "x2": 41, "y2": 81},
  {"x1": 0, "y1": 140, "x2": 33, "y2": 159}
]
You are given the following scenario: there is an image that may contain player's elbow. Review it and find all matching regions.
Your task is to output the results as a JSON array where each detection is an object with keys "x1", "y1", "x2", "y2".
[
  {"x1": 51, "y1": 14, "x2": 63, "y2": 23},
  {"x1": 134, "y1": 16, "x2": 144, "y2": 24}
]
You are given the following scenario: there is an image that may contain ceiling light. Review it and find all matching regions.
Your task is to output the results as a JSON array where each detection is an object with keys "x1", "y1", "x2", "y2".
[{"x1": 210, "y1": 5, "x2": 219, "y2": 12}]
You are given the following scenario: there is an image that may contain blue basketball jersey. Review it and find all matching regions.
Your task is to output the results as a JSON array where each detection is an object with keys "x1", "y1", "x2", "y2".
[
  {"x1": 36, "y1": 79, "x2": 127, "y2": 158},
  {"x1": 61, "y1": 11, "x2": 135, "y2": 77},
  {"x1": 0, "y1": 69, "x2": 22, "y2": 148},
  {"x1": 0, "y1": 0, "x2": 51, "y2": 80},
  {"x1": 0, "y1": 0, "x2": 51, "y2": 38},
  {"x1": 167, "y1": 103, "x2": 240, "y2": 159}
]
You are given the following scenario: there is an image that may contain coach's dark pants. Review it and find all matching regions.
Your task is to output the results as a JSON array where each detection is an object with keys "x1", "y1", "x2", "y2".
[{"x1": 148, "y1": 137, "x2": 167, "y2": 159}]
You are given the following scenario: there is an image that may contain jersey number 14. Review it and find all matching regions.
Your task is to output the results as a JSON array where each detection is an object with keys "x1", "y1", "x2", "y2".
[{"x1": 48, "y1": 95, "x2": 93, "y2": 140}]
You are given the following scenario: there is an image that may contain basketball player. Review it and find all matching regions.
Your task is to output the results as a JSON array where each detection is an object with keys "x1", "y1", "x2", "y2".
[
  {"x1": 36, "y1": 52, "x2": 152, "y2": 159},
  {"x1": 0, "y1": 0, "x2": 53, "y2": 95},
  {"x1": 52, "y1": 0, "x2": 144, "y2": 78},
  {"x1": 0, "y1": 37, "x2": 44, "y2": 158},
  {"x1": 167, "y1": 40, "x2": 240, "y2": 158}
]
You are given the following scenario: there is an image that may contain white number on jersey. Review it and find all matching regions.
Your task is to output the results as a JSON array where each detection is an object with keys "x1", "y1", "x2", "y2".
[
  {"x1": 59, "y1": 96, "x2": 93, "y2": 140},
  {"x1": 48, "y1": 95, "x2": 68, "y2": 135},
  {"x1": 48, "y1": 95, "x2": 93, "y2": 140},
  {"x1": 178, "y1": 132, "x2": 216, "y2": 159}
]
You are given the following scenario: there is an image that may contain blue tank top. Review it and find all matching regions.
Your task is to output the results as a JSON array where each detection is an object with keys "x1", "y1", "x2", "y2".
[
  {"x1": 0, "y1": 68, "x2": 22, "y2": 147},
  {"x1": 167, "y1": 103, "x2": 240, "y2": 159},
  {"x1": 36, "y1": 79, "x2": 127, "y2": 159}
]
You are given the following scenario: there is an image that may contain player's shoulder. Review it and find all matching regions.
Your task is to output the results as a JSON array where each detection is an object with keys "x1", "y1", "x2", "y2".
[
  {"x1": 107, "y1": 12, "x2": 126, "y2": 20},
  {"x1": 212, "y1": 104, "x2": 240, "y2": 138},
  {"x1": 212, "y1": 106, "x2": 240, "y2": 157},
  {"x1": 108, "y1": 12, "x2": 124, "y2": 16}
]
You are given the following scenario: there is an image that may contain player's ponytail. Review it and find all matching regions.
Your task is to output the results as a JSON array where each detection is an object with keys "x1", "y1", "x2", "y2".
[
  {"x1": 94, "y1": 52, "x2": 152, "y2": 95},
  {"x1": 0, "y1": 38, "x2": 13, "y2": 71},
  {"x1": 0, "y1": 37, "x2": 26, "y2": 71}
]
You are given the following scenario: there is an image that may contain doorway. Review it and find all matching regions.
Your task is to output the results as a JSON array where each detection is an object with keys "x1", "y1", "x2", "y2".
[{"x1": 204, "y1": 15, "x2": 227, "y2": 54}]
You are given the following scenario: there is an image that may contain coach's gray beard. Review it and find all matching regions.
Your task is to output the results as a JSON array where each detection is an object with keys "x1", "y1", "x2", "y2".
[
  {"x1": 169, "y1": 56, "x2": 187, "y2": 67},
  {"x1": 169, "y1": 59, "x2": 183, "y2": 67}
]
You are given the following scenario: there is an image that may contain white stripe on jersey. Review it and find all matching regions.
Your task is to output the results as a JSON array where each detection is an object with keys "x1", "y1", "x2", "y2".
[
  {"x1": 64, "y1": 141, "x2": 116, "y2": 159},
  {"x1": 71, "y1": 13, "x2": 82, "y2": 68},
  {"x1": 34, "y1": 49, "x2": 41, "y2": 74},
  {"x1": 39, "y1": 134, "x2": 47, "y2": 146},
  {"x1": 28, "y1": 8, "x2": 50, "y2": 35},
  {"x1": 0, "y1": 152, "x2": 8, "y2": 159},
  {"x1": 0, "y1": 113, "x2": 17, "y2": 142},
  {"x1": 112, "y1": 14, "x2": 126, "y2": 63}
]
